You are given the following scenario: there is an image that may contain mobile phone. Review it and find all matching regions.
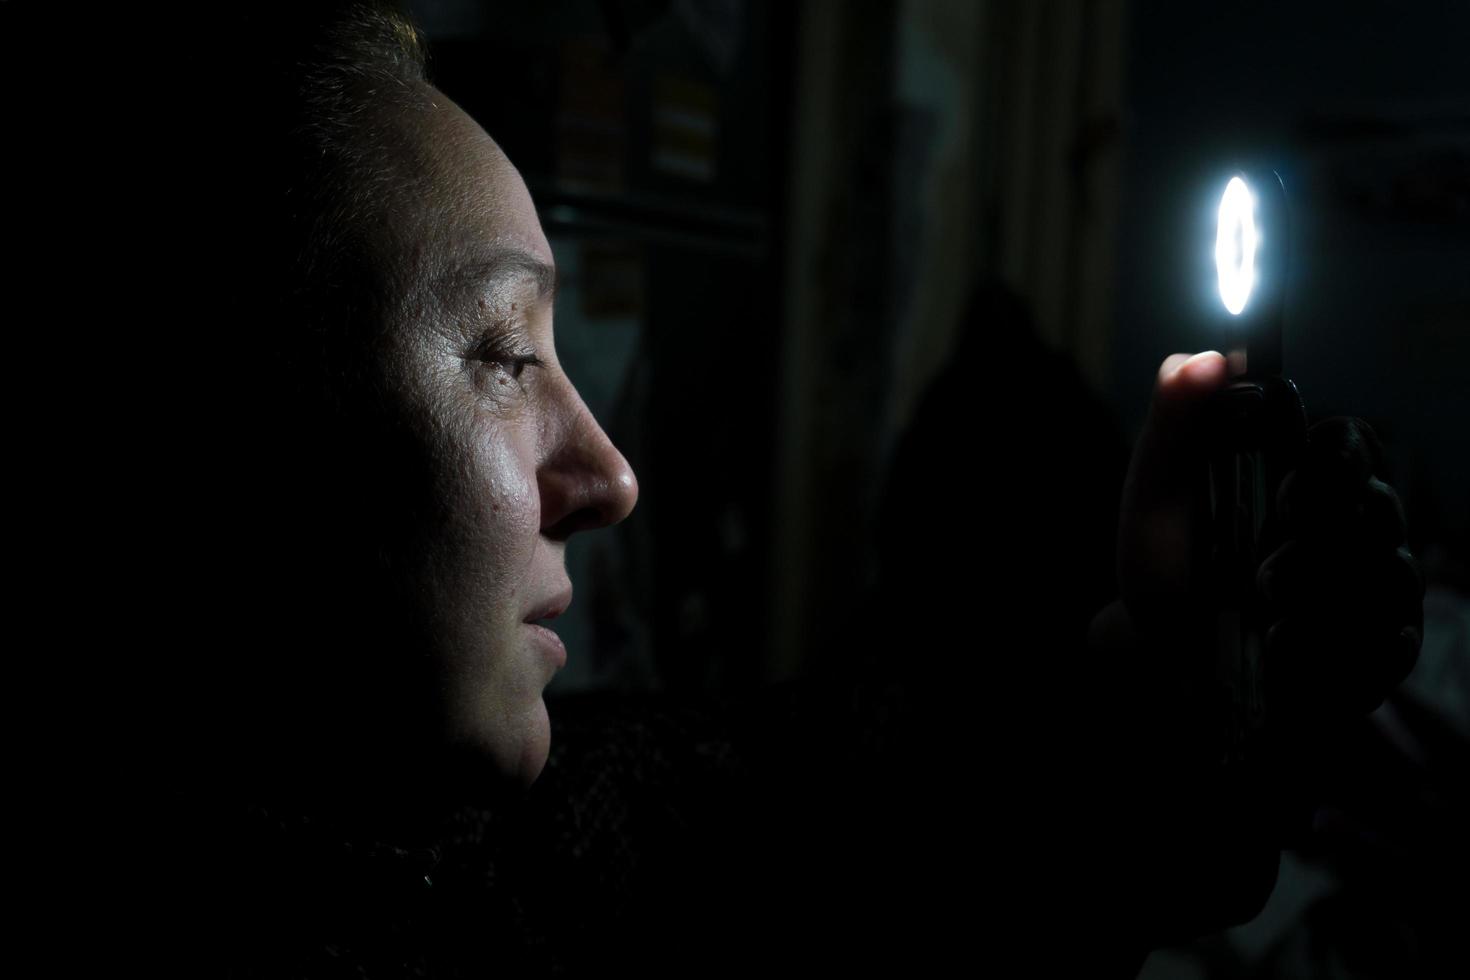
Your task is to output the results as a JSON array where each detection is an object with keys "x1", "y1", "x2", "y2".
[{"x1": 1206, "y1": 170, "x2": 1306, "y2": 767}]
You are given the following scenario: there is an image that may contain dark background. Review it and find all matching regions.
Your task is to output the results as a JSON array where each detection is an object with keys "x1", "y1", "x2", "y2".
[
  {"x1": 396, "y1": 1, "x2": 1467, "y2": 976},
  {"x1": 24, "y1": 0, "x2": 1462, "y2": 975},
  {"x1": 398, "y1": 0, "x2": 1469, "y2": 690}
]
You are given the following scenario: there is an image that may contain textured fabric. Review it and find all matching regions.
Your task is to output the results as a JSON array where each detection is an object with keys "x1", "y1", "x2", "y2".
[{"x1": 152, "y1": 697, "x2": 764, "y2": 977}]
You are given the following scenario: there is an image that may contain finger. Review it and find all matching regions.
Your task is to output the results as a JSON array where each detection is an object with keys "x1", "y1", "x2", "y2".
[
  {"x1": 1363, "y1": 477, "x2": 1408, "y2": 550},
  {"x1": 1256, "y1": 539, "x2": 1305, "y2": 610},
  {"x1": 1258, "y1": 540, "x2": 1425, "y2": 630},
  {"x1": 1277, "y1": 471, "x2": 1406, "y2": 548},
  {"x1": 1266, "y1": 611, "x2": 1420, "y2": 718},
  {"x1": 1259, "y1": 541, "x2": 1425, "y2": 715},
  {"x1": 1278, "y1": 417, "x2": 1386, "y2": 537},
  {"x1": 1277, "y1": 469, "x2": 1364, "y2": 540},
  {"x1": 1386, "y1": 544, "x2": 1428, "y2": 632},
  {"x1": 1143, "y1": 351, "x2": 1231, "y2": 456},
  {"x1": 1118, "y1": 352, "x2": 1229, "y2": 608},
  {"x1": 1305, "y1": 416, "x2": 1385, "y2": 481}
]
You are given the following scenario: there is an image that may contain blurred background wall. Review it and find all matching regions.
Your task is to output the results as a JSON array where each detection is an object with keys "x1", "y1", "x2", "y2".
[
  {"x1": 406, "y1": 0, "x2": 1466, "y2": 687},
  {"x1": 404, "y1": 2, "x2": 1467, "y2": 974}
]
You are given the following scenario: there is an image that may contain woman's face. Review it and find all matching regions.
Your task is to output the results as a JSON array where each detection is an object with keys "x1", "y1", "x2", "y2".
[{"x1": 347, "y1": 88, "x2": 638, "y2": 788}]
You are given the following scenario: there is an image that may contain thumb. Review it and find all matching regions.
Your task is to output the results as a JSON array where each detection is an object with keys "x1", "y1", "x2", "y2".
[{"x1": 1118, "y1": 351, "x2": 1230, "y2": 615}]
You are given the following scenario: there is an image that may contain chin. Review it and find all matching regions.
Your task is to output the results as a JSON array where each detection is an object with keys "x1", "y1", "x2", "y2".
[
  {"x1": 442, "y1": 689, "x2": 553, "y2": 791},
  {"x1": 471, "y1": 696, "x2": 551, "y2": 788},
  {"x1": 510, "y1": 698, "x2": 552, "y2": 786}
]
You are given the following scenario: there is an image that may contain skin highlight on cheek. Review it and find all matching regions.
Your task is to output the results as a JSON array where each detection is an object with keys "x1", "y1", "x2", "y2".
[{"x1": 470, "y1": 415, "x2": 541, "y2": 537}]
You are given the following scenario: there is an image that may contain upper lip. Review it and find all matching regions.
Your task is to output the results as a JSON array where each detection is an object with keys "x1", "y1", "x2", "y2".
[{"x1": 524, "y1": 585, "x2": 573, "y2": 623}]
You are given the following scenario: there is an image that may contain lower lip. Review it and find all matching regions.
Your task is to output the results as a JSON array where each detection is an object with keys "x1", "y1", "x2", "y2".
[{"x1": 525, "y1": 622, "x2": 567, "y2": 669}]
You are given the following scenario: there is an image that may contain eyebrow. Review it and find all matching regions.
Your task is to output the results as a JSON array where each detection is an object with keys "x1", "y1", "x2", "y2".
[{"x1": 431, "y1": 245, "x2": 557, "y2": 308}]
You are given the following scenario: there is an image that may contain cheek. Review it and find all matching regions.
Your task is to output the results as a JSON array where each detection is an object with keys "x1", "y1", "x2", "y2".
[
  {"x1": 463, "y1": 412, "x2": 540, "y2": 551},
  {"x1": 392, "y1": 394, "x2": 541, "y2": 619},
  {"x1": 422, "y1": 408, "x2": 541, "y2": 626},
  {"x1": 434, "y1": 415, "x2": 543, "y2": 729}
]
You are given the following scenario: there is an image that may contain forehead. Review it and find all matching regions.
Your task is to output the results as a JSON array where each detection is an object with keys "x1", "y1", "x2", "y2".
[{"x1": 377, "y1": 86, "x2": 553, "y2": 298}]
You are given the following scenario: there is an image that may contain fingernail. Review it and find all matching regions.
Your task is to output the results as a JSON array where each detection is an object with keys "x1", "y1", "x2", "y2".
[
  {"x1": 1182, "y1": 350, "x2": 1225, "y2": 381},
  {"x1": 1161, "y1": 353, "x2": 1192, "y2": 381}
]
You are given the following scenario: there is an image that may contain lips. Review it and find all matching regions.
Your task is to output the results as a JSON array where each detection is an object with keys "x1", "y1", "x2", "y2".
[
  {"x1": 526, "y1": 620, "x2": 568, "y2": 670},
  {"x1": 523, "y1": 585, "x2": 572, "y2": 625}
]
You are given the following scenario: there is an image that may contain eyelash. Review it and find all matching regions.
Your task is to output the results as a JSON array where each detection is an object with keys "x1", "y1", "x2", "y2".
[
  {"x1": 492, "y1": 353, "x2": 543, "y2": 380},
  {"x1": 468, "y1": 335, "x2": 543, "y2": 384}
]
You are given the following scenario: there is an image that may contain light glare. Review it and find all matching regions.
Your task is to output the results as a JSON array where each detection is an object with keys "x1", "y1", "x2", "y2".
[{"x1": 1216, "y1": 176, "x2": 1258, "y2": 315}]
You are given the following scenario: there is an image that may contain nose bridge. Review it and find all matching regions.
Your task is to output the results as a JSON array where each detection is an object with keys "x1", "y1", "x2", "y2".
[{"x1": 539, "y1": 373, "x2": 638, "y2": 536}]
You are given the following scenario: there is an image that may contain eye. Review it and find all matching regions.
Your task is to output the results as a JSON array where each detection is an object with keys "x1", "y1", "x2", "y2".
[
  {"x1": 467, "y1": 334, "x2": 543, "y2": 387},
  {"x1": 493, "y1": 354, "x2": 543, "y2": 381}
]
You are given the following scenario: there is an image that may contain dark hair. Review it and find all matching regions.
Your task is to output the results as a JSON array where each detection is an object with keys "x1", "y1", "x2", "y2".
[
  {"x1": 137, "y1": 2, "x2": 442, "y2": 790},
  {"x1": 285, "y1": 3, "x2": 431, "y2": 349},
  {"x1": 182, "y1": 2, "x2": 430, "y2": 370}
]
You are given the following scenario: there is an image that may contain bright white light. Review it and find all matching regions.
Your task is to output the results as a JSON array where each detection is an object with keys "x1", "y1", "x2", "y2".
[{"x1": 1216, "y1": 176, "x2": 1258, "y2": 315}]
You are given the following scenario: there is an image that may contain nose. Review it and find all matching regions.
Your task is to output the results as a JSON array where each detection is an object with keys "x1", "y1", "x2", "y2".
[{"x1": 538, "y1": 385, "x2": 639, "y2": 541}]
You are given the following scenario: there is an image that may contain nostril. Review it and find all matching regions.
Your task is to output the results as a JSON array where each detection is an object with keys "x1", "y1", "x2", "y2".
[
  {"x1": 537, "y1": 405, "x2": 638, "y2": 536},
  {"x1": 542, "y1": 505, "x2": 610, "y2": 542}
]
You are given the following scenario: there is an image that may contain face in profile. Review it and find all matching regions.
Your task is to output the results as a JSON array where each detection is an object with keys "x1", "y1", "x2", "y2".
[{"x1": 333, "y1": 86, "x2": 638, "y2": 788}]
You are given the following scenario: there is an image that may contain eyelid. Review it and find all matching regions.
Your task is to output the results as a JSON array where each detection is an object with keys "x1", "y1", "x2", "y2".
[
  {"x1": 466, "y1": 315, "x2": 522, "y2": 359},
  {"x1": 466, "y1": 327, "x2": 544, "y2": 383},
  {"x1": 501, "y1": 353, "x2": 544, "y2": 379}
]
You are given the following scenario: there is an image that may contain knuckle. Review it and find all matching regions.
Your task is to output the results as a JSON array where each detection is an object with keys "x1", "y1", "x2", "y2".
[{"x1": 1362, "y1": 477, "x2": 1408, "y2": 546}]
